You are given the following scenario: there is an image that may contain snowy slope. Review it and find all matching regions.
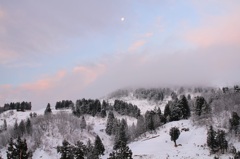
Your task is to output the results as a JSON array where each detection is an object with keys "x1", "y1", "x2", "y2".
[{"x1": 129, "y1": 120, "x2": 237, "y2": 159}]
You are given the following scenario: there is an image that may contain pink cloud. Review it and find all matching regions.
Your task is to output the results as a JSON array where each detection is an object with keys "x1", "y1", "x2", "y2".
[
  {"x1": 128, "y1": 40, "x2": 146, "y2": 52},
  {"x1": 185, "y1": 11, "x2": 240, "y2": 47}
]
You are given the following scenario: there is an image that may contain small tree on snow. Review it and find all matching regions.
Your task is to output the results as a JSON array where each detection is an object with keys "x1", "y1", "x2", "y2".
[{"x1": 169, "y1": 127, "x2": 180, "y2": 147}]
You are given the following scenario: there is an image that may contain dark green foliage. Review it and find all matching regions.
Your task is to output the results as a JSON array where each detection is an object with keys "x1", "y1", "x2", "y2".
[
  {"x1": 207, "y1": 126, "x2": 218, "y2": 153},
  {"x1": 18, "y1": 120, "x2": 26, "y2": 136},
  {"x1": 7, "y1": 137, "x2": 30, "y2": 159},
  {"x1": 73, "y1": 141, "x2": 87, "y2": 159},
  {"x1": 113, "y1": 100, "x2": 141, "y2": 118},
  {"x1": 114, "y1": 119, "x2": 128, "y2": 150},
  {"x1": 73, "y1": 99, "x2": 102, "y2": 117},
  {"x1": 108, "y1": 141, "x2": 133, "y2": 159},
  {"x1": 145, "y1": 111, "x2": 156, "y2": 131},
  {"x1": 164, "y1": 103, "x2": 171, "y2": 118},
  {"x1": 44, "y1": 103, "x2": 52, "y2": 115},
  {"x1": 134, "y1": 88, "x2": 165, "y2": 102},
  {"x1": 7, "y1": 138, "x2": 15, "y2": 159},
  {"x1": 178, "y1": 95, "x2": 190, "y2": 119},
  {"x1": 26, "y1": 118, "x2": 32, "y2": 135},
  {"x1": 55, "y1": 100, "x2": 73, "y2": 110},
  {"x1": 94, "y1": 135, "x2": 105, "y2": 156},
  {"x1": 216, "y1": 130, "x2": 228, "y2": 154},
  {"x1": 57, "y1": 140, "x2": 74, "y2": 159},
  {"x1": 80, "y1": 116, "x2": 87, "y2": 130},
  {"x1": 2, "y1": 102, "x2": 31, "y2": 113},
  {"x1": 169, "y1": 127, "x2": 180, "y2": 147},
  {"x1": 3, "y1": 119, "x2": 7, "y2": 131},
  {"x1": 100, "y1": 109, "x2": 107, "y2": 118},
  {"x1": 195, "y1": 96, "x2": 210, "y2": 116},
  {"x1": 106, "y1": 111, "x2": 115, "y2": 135},
  {"x1": 229, "y1": 112, "x2": 240, "y2": 134}
]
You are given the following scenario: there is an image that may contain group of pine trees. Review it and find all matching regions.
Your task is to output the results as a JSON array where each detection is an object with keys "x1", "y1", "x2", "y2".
[
  {"x1": 134, "y1": 88, "x2": 166, "y2": 101},
  {"x1": 57, "y1": 135, "x2": 105, "y2": 159},
  {"x1": 0, "y1": 102, "x2": 32, "y2": 113},
  {"x1": 13, "y1": 118, "x2": 32, "y2": 138},
  {"x1": 55, "y1": 100, "x2": 74, "y2": 110},
  {"x1": 7, "y1": 137, "x2": 31, "y2": 159},
  {"x1": 113, "y1": 100, "x2": 141, "y2": 118},
  {"x1": 207, "y1": 126, "x2": 228, "y2": 154},
  {"x1": 163, "y1": 95, "x2": 191, "y2": 121}
]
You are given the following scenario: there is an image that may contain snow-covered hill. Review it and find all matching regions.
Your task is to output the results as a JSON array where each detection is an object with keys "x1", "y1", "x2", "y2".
[{"x1": 0, "y1": 89, "x2": 239, "y2": 159}]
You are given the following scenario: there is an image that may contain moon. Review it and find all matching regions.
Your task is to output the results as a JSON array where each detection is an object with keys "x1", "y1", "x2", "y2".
[{"x1": 121, "y1": 17, "x2": 125, "y2": 21}]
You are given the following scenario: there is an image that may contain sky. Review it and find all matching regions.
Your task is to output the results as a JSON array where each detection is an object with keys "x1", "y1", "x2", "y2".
[{"x1": 0, "y1": 0, "x2": 240, "y2": 109}]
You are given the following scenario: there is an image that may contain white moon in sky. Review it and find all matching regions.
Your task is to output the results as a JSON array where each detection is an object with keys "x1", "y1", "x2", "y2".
[{"x1": 121, "y1": 17, "x2": 125, "y2": 21}]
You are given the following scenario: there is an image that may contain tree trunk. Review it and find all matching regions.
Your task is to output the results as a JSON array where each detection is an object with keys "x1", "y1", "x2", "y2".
[{"x1": 174, "y1": 140, "x2": 177, "y2": 147}]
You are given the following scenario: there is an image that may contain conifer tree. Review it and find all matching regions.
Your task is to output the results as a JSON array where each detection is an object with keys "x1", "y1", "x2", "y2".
[
  {"x1": 207, "y1": 126, "x2": 217, "y2": 153},
  {"x1": 94, "y1": 135, "x2": 105, "y2": 156},
  {"x1": 7, "y1": 138, "x2": 15, "y2": 159},
  {"x1": 80, "y1": 116, "x2": 87, "y2": 130},
  {"x1": 169, "y1": 127, "x2": 180, "y2": 147},
  {"x1": 57, "y1": 140, "x2": 74, "y2": 159},
  {"x1": 108, "y1": 141, "x2": 133, "y2": 159},
  {"x1": 44, "y1": 103, "x2": 52, "y2": 115},
  {"x1": 3, "y1": 119, "x2": 7, "y2": 131},
  {"x1": 26, "y1": 118, "x2": 32, "y2": 135},
  {"x1": 73, "y1": 141, "x2": 86, "y2": 159},
  {"x1": 106, "y1": 111, "x2": 115, "y2": 135},
  {"x1": 18, "y1": 120, "x2": 26, "y2": 136}
]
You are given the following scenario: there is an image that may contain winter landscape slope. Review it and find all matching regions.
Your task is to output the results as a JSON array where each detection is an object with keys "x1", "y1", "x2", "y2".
[{"x1": 0, "y1": 87, "x2": 240, "y2": 159}]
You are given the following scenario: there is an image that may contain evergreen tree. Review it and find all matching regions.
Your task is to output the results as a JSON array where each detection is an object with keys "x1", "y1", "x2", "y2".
[
  {"x1": 229, "y1": 112, "x2": 240, "y2": 134},
  {"x1": 80, "y1": 116, "x2": 87, "y2": 130},
  {"x1": 7, "y1": 138, "x2": 15, "y2": 159},
  {"x1": 178, "y1": 95, "x2": 190, "y2": 119},
  {"x1": 106, "y1": 111, "x2": 115, "y2": 135},
  {"x1": 73, "y1": 141, "x2": 86, "y2": 159},
  {"x1": 26, "y1": 118, "x2": 32, "y2": 135},
  {"x1": 169, "y1": 127, "x2": 180, "y2": 147},
  {"x1": 216, "y1": 130, "x2": 228, "y2": 154},
  {"x1": 7, "y1": 137, "x2": 30, "y2": 159},
  {"x1": 100, "y1": 109, "x2": 107, "y2": 118},
  {"x1": 44, "y1": 103, "x2": 52, "y2": 115},
  {"x1": 57, "y1": 140, "x2": 74, "y2": 159},
  {"x1": 207, "y1": 126, "x2": 218, "y2": 153},
  {"x1": 18, "y1": 120, "x2": 26, "y2": 136},
  {"x1": 135, "y1": 115, "x2": 146, "y2": 137},
  {"x1": 164, "y1": 103, "x2": 171, "y2": 118},
  {"x1": 145, "y1": 111, "x2": 155, "y2": 131},
  {"x1": 13, "y1": 120, "x2": 19, "y2": 138},
  {"x1": 114, "y1": 119, "x2": 128, "y2": 150},
  {"x1": 195, "y1": 96, "x2": 205, "y2": 116},
  {"x1": 3, "y1": 119, "x2": 7, "y2": 131},
  {"x1": 94, "y1": 135, "x2": 105, "y2": 156},
  {"x1": 108, "y1": 141, "x2": 133, "y2": 159}
]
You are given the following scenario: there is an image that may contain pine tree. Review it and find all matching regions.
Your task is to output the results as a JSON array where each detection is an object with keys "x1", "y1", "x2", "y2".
[
  {"x1": 229, "y1": 112, "x2": 240, "y2": 134},
  {"x1": 44, "y1": 103, "x2": 52, "y2": 115},
  {"x1": 3, "y1": 119, "x2": 7, "y2": 131},
  {"x1": 207, "y1": 126, "x2": 217, "y2": 153},
  {"x1": 164, "y1": 103, "x2": 171, "y2": 118},
  {"x1": 57, "y1": 140, "x2": 74, "y2": 159},
  {"x1": 19, "y1": 120, "x2": 26, "y2": 136},
  {"x1": 136, "y1": 115, "x2": 146, "y2": 137},
  {"x1": 216, "y1": 130, "x2": 228, "y2": 154},
  {"x1": 169, "y1": 127, "x2": 180, "y2": 147},
  {"x1": 7, "y1": 138, "x2": 15, "y2": 159},
  {"x1": 195, "y1": 96, "x2": 205, "y2": 116},
  {"x1": 73, "y1": 141, "x2": 86, "y2": 159},
  {"x1": 106, "y1": 111, "x2": 115, "y2": 135},
  {"x1": 94, "y1": 135, "x2": 105, "y2": 156},
  {"x1": 114, "y1": 119, "x2": 128, "y2": 150},
  {"x1": 108, "y1": 141, "x2": 133, "y2": 159},
  {"x1": 13, "y1": 120, "x2": 19, "y2": 138},
  {"x1": 26, "y1": 118, "x2": 32, "y2": 135},
  {"x1": 178, "y1": 95, "x2": 190, "y2": 119},
  {"x1": 80, "y1": 116, "x2": 87, "y2": 130}
]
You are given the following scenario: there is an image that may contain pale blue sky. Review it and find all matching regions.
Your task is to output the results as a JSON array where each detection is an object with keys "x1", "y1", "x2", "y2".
[{"x1": 0, "y1": 0, "x2": 240, "y2": 109}]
